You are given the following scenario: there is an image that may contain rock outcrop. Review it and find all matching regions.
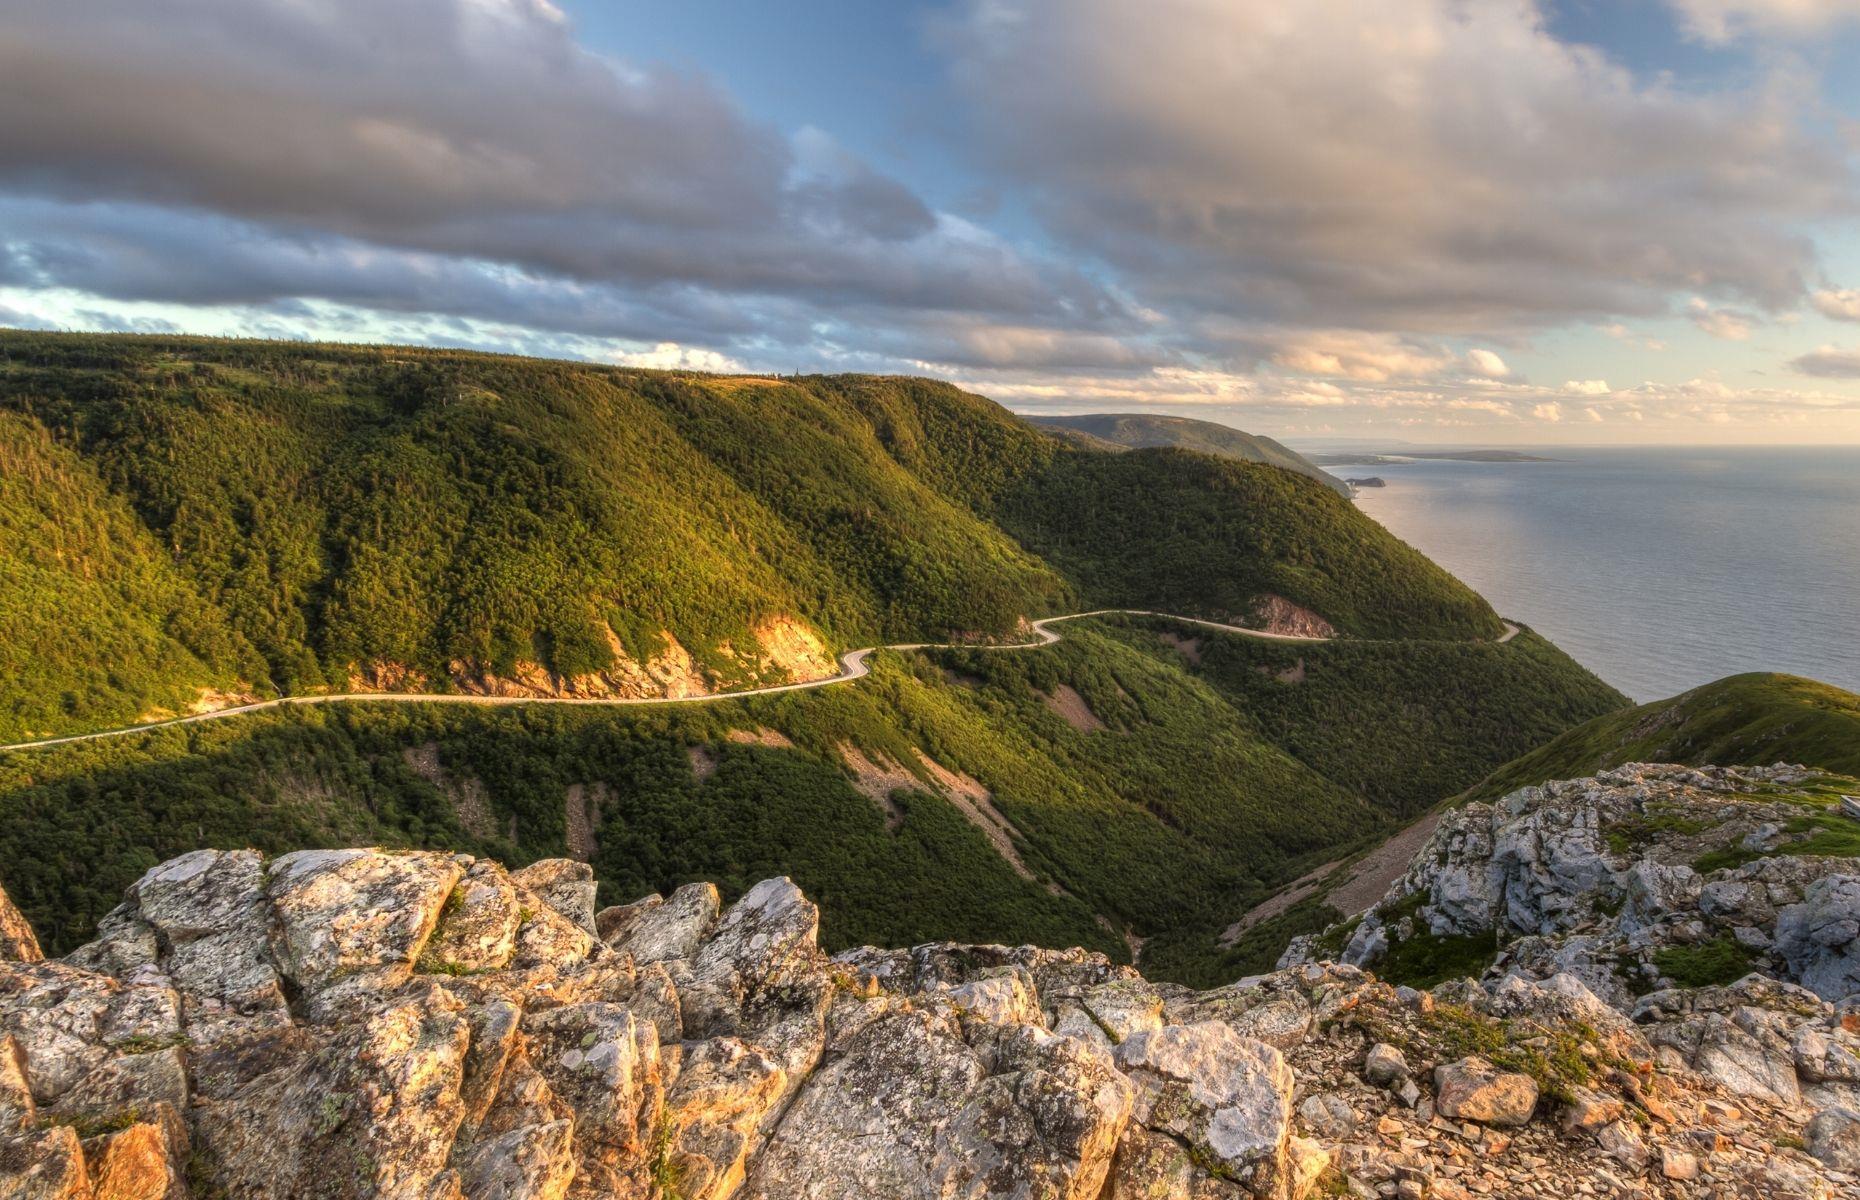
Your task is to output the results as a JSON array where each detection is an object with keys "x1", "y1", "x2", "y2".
[
  {"x1": 2, "y1": 815, "x2": 1858, "y2": 1197},
  {"x1": 1288, "y1": 764, "x2": 1860, "y2": 1007}
]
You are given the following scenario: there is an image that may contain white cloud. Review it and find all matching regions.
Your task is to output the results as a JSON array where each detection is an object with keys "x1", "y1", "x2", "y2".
[
  {"x1": 1665, "y1": 0, "x2": 1860, "y2": 41},
  {"x1": 1688, "y1": 298, "x2": 1757, "y2": 340},
  {"x1": 939, "y1": 0, "x2": 1851, "y2": 337},
  {"x1": 606, "y1": 342, "x2": 745, "y2": 372},
  {"x1": 1564, "y1": 380, "x2": 1612, "y2": 395},
  {"x1": 1531, "y1": 402, "x2": 1565, "y2": 422},
  {"x1": 1268, "y1": 332, "x2": 1455, "y2": 382},
  {"x1": 1466, "y1": 349, "x2": 1511, "y2": 378},
  {"x1": 1812, "y1": 288, "x2": 1860, "y2": 322}
]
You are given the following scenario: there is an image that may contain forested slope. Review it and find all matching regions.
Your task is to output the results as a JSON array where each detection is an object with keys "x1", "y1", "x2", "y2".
[
  {"x1": 0, "y1": 616, "x2": 1624, "y2": 983},
  {"x1": 0, "y1": 331, "x2": 1502, "y2": 740},
  {"x1": 1463, "y1": 672, "x2": 1860, "y2": 801}
]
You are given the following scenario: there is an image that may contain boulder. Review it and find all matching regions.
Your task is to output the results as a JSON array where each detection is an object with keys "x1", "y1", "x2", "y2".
[
  {"x1": 0, "y1": 962, "x2": 182, "y2": 1105},
  {"x1": 86, "y1": 1119, "x2": 189, "y2": 1200},
  {"x1": 1806, "y1": 1106, "x2": 1860, "y2": 1171},
  {"x1": 1558, "y1": 1086, "x2": 1624, "y2": 1134},
  {"x1": 1114, "y1": 1021, "x2": 1296, "y2": 1195},
  {"x1": 681, "y1": 878, "x2": 823, "y2": 1041},
  {"x1": 1776, "y1": 875, "x2": 1860, "y2": 1002},
  {"x1": 452, "y1": 1119, "x2": 576, "y2": 1200},
  {"x1": 264, "y1": 849, "x2": 463, "y2": 1001},
  {"x1": 1363, "y1": 1042, "x2": 1408, "y2": 1086},
  {"x1": 1050, "y1": 979, "x2": 1165, "y2": 1051},
  {"x1": 0, "y1": 1035, "x2": 34, "y2": 1133},
  {"x1": 1298, "y1": 1092, "x2": 1358, "y2": 1139},
  {"x1": 661, "y1": 1037, "x2": 788, "y2": 1200},
  {"x1": 66, "y1": 850, "x2": 288, "y2": 1040},
  {"x1": 522, "y1": 1002, "x2": 663, "y2": 1193},
  {"x1": 510, "y1": 860, "x2": 599, "y2": 935},
  {"x1": 743, "y1": 1008, "x2": 1130, "y2": 1200},
  {"x1": 0, "y1": 1124, "x2": 91, "y2": 1198},
  {"x1": 1432, "y1": 1057, "x2": 1537, "y2": 1126},
  {"x1": 599, "y1": 882, "x2": 720, "y2": 962},
  {"x1": 191, "y1": 992, "x2": 470, "y2": 1198},
  {"x1": 424, "y1": 859, "x2": 522, "y2": 974}
]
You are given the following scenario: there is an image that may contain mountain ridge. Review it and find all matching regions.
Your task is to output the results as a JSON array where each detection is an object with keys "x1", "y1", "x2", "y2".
[
  {"x1": 1025, "y1": 411, "x2": 1352, "y2": 494},
  {"x1": 0, "y1": 330, "x2": 1505, "y2": 742}
]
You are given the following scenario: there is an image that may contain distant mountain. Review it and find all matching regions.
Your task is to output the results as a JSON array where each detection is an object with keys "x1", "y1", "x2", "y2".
[
  {"x1": 1025, "y1": 412, "x2": 1352, "y2": 495},
  {"x1": 1462, "y1": 672, "x2": 1860, "y2": 801},
  {"x1": 1306, "y1": 449, "x2": 1558, "y2": 466}
]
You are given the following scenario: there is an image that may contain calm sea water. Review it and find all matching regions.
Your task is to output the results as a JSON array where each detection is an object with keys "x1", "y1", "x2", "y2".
[{"x1": 1346, "y1": 447, "x2": 1860, "y2": 702}]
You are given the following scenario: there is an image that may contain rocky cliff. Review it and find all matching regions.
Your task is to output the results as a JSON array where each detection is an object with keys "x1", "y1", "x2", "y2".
[{"x1": 2, "y1": 770, "x2": 1858, "y2": 1198}]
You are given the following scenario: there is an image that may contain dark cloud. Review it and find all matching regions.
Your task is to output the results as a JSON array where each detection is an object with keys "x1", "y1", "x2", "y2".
[
  {"x1": 1792, "y1": 347, "x2": 1860, "y2": 377},
  {"x1": 0, "y1": 0, "x2": 1123, "y2": 334},
  {"x1": 934, "y1": 0, "x2": 1854, "y2": 338}
]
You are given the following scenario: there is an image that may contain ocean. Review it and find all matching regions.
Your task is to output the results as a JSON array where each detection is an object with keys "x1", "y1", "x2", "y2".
[{"x1": 1344, "y1": 446, "x2": 1860, "y2": 702}]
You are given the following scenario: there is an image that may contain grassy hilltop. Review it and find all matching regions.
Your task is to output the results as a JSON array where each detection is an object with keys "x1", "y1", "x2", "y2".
[{"x1": 1464, "y1": 672, "x2": 1860, "y2": 802}]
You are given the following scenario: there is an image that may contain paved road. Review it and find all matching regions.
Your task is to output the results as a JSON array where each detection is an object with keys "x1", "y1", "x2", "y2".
[{"x1": 0, "y1": 610, "x2": 1520, "y2": 754}]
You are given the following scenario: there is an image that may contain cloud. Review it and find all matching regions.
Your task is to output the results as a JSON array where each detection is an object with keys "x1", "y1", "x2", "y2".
[
  {"x1": 1531, "y1": 402, "x2": 1565, "y2": 422},
  {"x1": 1268, "y1": 332, "x2": 1456, "y2": 381},
  {"x1": 1687, "y1": 298, "x2": 1758, "y2": 340},
  {"x1": 1812, "y1": 288, "x2": 1860, "y2": 322},
  {"x1": 0, "y1": 0, "x2": 1128, "y2": 344},
  {"x1": 1466, "y1": 349, "x2": 1511, "y2": 379},
  {"x1": 1792, "y1": 345, "x2": 1860, "y2": 377},
  {"x1": 1664, "y1": 0, "x2": 1860, "y2": 40},
  {"x1": 935, "y1": 0, "x2": 1851, "y2": 338},
  {"x1": 1565, "y1": 380, "x2": 1613, "y2": 395}
]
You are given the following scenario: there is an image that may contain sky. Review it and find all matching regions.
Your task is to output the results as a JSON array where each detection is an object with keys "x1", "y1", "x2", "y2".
[{"x1": 6, "y1": 1, "x2": 1860, "y2": 443}]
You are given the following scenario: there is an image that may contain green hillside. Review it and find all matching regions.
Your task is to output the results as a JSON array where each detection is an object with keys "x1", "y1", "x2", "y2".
[
  {"x1": 1463, "y1": 673, "x2": 1860, "y2": 802},
  {"x1": 0, "y1": 617, "x2": 1621, "y2": 984},
  {"x1": 0, "y1": 331, "x2": 1502, "y2": 741},
  {"x1": 0, "y1": 411, "x2": 266, "y2": 736},
  {"x1": 1027, "y1": 412, "x2": 1351, "y2": 495}
]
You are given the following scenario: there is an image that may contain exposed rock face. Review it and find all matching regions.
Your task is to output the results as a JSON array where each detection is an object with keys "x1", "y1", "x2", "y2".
[
  {"x1": 441, "y1": 616, "x2": 837, "y2": 704},
  {"x1": 1291, "y1": 764, "x2": 1860, "y2": 1009},
  {"x1": 1, "y1": 835, "x2": 1856, "y2": 1198},
  {"x1": 0, "y1": 886, "x2": 43, "y2": 964},
  {"x1": 1250, "y1": 594, "x2": 1336, "y2": 640}
]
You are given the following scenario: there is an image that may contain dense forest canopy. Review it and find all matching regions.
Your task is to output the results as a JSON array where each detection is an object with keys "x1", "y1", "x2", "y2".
[{"x1": 0, "y1": 331, "x2": 1503, "y2": 741}]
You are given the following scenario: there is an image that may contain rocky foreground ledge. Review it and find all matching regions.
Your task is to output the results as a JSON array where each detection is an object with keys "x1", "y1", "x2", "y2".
[{"x1": 0, "y1": 804, "x2": 1857, "y2": 1197}]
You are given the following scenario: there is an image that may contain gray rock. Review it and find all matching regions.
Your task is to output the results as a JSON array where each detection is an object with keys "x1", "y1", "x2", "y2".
[
  {"x1": 1363, "y1": 1042, "x2": 1408, "y2": 1086},
  {"x1": 743, "y1": 1009, "x2": 1131, "y2": 1200},
  {"x1": 599, "y1": 881, "x2": 720, "y2": 963},
  {"x1": 1807, "y1": 1106, "x2": 1860, "y2": 1171},
  {"x1": 265, "y1": 849, "x2": 463, "y2": 1001},
  {"x1": 510, "y1": 859, "x2": 599, "y2": 935},
  {"x1": 1776, "y1": 874, "x2": 1860, "y2": 1002},
  {"x1": 1298, "y1": 1092, "x2": 1357, "y2": 1139},
  {"x1": 1114, "y1": 1021, "x2": 1296, "y2": 1194},
  {"x1": 1433, "y1": 1057, "x2": 1537, "y2": 1126}
]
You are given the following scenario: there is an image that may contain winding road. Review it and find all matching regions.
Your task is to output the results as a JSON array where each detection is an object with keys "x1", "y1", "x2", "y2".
[{"x1": 0, "y1": 610, "x2": 1520, "y2": 754}]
